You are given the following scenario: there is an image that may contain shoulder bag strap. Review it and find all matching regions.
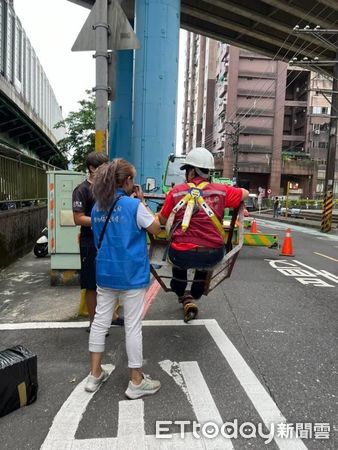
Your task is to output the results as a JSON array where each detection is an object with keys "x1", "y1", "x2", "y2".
[{"x1": 97, "y1": 195, "x2": 123, "y2": 250}]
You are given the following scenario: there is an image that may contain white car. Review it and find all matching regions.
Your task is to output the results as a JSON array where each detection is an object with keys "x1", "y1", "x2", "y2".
[{"x1": 280, "y1": 207, "x2": 302, "y2": 218}]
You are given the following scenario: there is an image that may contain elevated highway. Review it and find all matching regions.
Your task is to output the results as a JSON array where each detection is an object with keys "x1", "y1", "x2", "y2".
[
  {"x1": 1, "y1": 0, "x2": 64, "y2": 161},
  {"x1": 70, "y1": 0, "x2": 338, "y2": 74}
]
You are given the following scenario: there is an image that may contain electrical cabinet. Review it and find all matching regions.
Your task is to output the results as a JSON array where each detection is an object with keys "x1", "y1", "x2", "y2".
[{"x1": 47, "y1": 171, "x2": 85, "y2": 271}]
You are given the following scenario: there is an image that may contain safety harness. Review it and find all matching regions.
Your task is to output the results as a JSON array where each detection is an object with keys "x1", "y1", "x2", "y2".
[{"x1": 165, "y1": 181, "x2": 226, "y2": 240}]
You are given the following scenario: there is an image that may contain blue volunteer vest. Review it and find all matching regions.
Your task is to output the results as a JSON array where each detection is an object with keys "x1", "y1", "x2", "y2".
[{"x1": 91, "y1": 192, "x2": 150, "y2": 290}]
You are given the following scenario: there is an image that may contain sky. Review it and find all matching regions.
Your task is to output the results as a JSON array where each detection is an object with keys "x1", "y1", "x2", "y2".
[{"x1": 13, "y1": 0, "x2": 186, "y2": 152}]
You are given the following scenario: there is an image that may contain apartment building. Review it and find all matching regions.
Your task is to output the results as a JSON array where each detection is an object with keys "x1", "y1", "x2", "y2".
[{"x1": 182, "y1": 32, "x2": 337, "y2": 198}]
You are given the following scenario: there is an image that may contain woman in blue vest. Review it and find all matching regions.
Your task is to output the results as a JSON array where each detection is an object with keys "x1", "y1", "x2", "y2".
[{"x1": 85, "y1": 158, "x2": 161, "y2": 399}]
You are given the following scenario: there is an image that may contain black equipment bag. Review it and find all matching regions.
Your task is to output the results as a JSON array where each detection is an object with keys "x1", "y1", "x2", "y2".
[{"x1": 0, "y1": 345, "x2": 38, "y2": 417}]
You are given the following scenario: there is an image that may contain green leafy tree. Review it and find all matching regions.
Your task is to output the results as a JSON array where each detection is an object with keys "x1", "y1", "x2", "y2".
[{"x1": 54, "y1": 90, "x2": 95, "y2": 172}]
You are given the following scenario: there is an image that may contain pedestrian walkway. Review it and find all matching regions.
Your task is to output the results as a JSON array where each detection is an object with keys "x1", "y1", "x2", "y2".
[{"x1": 0, "y1": 253, "x2": 79, "y2": 323}]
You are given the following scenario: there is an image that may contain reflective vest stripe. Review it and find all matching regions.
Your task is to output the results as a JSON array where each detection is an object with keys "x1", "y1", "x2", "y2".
[{"x1": 197, "y1": 196, "x2": 226, "y2": 240}]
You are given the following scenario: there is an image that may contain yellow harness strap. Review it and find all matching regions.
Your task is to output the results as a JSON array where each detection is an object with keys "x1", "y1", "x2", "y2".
[{"x1": 165, "y1": 182, "x2": 226, "y2": 240}]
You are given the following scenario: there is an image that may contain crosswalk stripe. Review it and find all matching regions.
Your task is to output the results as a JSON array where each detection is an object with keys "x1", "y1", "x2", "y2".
[
  {"x1": 205, "y1": 322, "x2": 307, "y2": 450},
  {"x1": 40, "y1": 364, "x2": 115, "y2": 449},
  {"x1": 180, "y1": 361, "x2": 234, "y2": 449},
  {"x1": 117, "y1": 399, "x2": 146, "y2": 449}
]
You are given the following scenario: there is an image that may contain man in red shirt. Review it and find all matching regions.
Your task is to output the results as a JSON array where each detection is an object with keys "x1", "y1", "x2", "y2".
[{"x1": 159, "y1": 147, "x2": 248, "y2": 322}]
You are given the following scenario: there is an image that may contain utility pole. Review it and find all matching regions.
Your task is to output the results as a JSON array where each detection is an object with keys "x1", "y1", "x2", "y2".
[
  {"x1": 225, "y1": 121, "x2": 240, "y2": 185},
  {"x1": 94, "y1": 0, "x2": 109, "y2": 153},
  {"x1": 71, "y1": 0, "x2": 140, "y2": 154},
  {"x1": 291, "y1": 26, "x2": 338, "y2": 232}
]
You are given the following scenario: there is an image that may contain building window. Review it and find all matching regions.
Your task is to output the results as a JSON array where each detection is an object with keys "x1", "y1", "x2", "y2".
[{"x1": 318, "y1": 142, "x2": 328, "y2": 148}]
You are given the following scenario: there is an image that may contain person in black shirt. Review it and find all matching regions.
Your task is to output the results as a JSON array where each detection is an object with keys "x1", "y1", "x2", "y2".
[
  {"x1": 273, "y1": 196, "x2": 280, "y2": 218},
  {"x1": 72, "y1": 152, "x2": 123, "y2": 329}
]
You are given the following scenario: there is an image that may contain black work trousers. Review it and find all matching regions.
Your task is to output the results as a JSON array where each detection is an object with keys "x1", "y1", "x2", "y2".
[{"x1": 168, "y1": 246, "x2": 224, "y2": 300}]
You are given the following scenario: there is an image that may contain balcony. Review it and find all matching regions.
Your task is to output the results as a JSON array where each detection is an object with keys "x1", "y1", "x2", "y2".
[
  {"x1": 238, "y1": 89, "x2": 274, "y2": 98},
  {"x1": 239, "y1": 72, "x2": 276, "y2": 80},
  {"x1": 237, "y1": 161, "x2": 271, "y2": 173},
  {"x1": 241, "y1": 127, "x2": 273, "y2": 136},
  {"x1": 237, "y1": 108, "x2": 274, "y2": 117},
  {"x1": 284, "y1": 100, "x2": 307, "y2": 107},
  {"x1": 218, "y1": 83, "x2": 227, "y2": 99},
  {"x1": 282, "y1": 134, "x2": 305, "y2": 142},
  {"x1": 281, "y1": 158, "x2": 317, "y2": 176},
  {"x1": 238, "y1": 144, "x2": 273, "y2": 154}
]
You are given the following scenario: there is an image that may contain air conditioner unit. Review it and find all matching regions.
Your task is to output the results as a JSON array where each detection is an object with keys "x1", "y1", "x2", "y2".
[{"x1": 314, "y1": 130, "x2": 320, "y2": 135}]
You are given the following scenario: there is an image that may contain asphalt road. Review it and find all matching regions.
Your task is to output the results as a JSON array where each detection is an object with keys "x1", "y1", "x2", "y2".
[{"x1": 0, "y1": 219, "x2": 337, "y2": 450}]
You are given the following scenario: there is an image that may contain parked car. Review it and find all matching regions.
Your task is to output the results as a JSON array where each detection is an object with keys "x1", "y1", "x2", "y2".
[{"x1": 280, "y1": 207, "x2": 302, "y2": 218}]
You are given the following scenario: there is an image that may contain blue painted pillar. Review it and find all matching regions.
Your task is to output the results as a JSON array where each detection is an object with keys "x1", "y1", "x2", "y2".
[
  {"x1": 109, "y1": 50, "x2": 133, "y2": 161},
  {"x1": 133, "y1": 0, "x2": 180, "y2": 187}
]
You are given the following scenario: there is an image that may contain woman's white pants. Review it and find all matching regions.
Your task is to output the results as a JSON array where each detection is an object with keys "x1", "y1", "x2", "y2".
[{"x1": 89, "y1": 286, "x2": 146, "y2": 368}]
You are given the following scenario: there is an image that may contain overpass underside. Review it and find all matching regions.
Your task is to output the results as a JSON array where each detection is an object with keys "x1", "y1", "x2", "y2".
[
  {"x1": 181, "y1": 0, "x2": 338, "y2": 74},
  {"x1": 70, "y1": 0, "x2": 338, "y2": 73}
]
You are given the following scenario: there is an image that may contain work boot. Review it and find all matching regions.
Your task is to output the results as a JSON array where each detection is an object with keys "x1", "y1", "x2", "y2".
[
  {"x1": 178, "y1": 292, "x2": 192, "y2": 304},
  {"x1": 183, "y1": 300, "x2": 198, "y2": 323}
]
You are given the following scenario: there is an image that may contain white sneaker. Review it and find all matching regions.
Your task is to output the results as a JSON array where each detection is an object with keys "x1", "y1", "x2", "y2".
[
  {"x1": 85, "y1": 366, "x2": 113, "y2": 392},
  {"x1": 125, "y1": 374, "x2": 161, "y2": 399}
]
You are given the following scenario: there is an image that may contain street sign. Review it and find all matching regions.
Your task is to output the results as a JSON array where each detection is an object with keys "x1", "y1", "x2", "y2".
[{"x1": 72, "y1": 0, "x2": 140, "y2": 51}]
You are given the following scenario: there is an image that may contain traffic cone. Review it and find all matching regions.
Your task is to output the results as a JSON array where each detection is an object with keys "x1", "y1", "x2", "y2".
[
  {"x1": 279, "y1": 228, "x2": 295, "y2": 257},
  {"x1": 250, "y1": 219, "x2": 258, "y2": 233}
]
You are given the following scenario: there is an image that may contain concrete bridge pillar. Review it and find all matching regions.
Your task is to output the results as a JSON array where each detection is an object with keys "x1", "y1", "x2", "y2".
[
  {"x1": 109, "y1": 50, "x2": 134, "y2": 161},
  {"x1": 132, "y1": 0, "x2": 180, "y2": 187}
]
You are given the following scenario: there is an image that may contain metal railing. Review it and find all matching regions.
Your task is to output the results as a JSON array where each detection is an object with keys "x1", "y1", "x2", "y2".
[{"x1": 0, "y1": 152, "x2": 54, "y2": 209}]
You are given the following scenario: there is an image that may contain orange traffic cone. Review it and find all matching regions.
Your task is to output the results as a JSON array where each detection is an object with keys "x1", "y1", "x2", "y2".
[
  {"x1": 279, "y1": 228, "x2": 295, "y2": 257},
  {"x1": 250, "y1": 219, "x2": 258, "y2": 233}
]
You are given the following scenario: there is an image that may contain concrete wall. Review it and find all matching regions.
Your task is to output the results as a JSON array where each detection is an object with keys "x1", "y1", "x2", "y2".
[{"x1": 0, "y1": 206, "x2": 47, "y2": 268}]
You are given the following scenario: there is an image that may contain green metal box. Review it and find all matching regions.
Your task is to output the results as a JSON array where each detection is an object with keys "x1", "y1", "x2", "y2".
[{"x1": 47, "y1": 171, "x2": 85, "y2": 273}]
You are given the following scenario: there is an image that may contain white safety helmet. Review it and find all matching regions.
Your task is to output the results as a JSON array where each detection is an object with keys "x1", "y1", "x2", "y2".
[{"x1": 180, "y1": 147, "x2": 215, "y2": 170}]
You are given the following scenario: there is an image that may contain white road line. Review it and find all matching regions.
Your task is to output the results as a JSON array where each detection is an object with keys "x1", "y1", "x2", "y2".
[
  {"x1": 73, "y1": 433, "x2": 203, "y2": 449},
  {"x1": 117, "y1": 400, "x2": 145, "y2": 449},
  {"x1": 0, "y1": 319, "x2": 210, "y2": 330},
  {"x1": 180, "y1": 361, "x2": 233, "y2": 449},
  {"x1": 205, "y1": 321, "x2": 307, "y2": 450},
  {"x1": 314, "y1": 252, "x2": 338, "y2": 262},
  {"x1": 72, "y1": 438, "x2": 117, "y2": 449},
  {"x1": 5, "y1": 319, "x2": 309, "y2": 450},
  {"x1": 0, "y1": 321, "x2": 90, "y2": 330},
  {"x1": 40, "y1": 364, "x2": 114, "y2": 449}
]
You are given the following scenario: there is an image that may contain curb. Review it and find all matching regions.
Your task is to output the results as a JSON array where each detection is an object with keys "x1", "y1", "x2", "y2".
[{"x1": 251, "y1": 213, "x2": 338, "y2": 232}]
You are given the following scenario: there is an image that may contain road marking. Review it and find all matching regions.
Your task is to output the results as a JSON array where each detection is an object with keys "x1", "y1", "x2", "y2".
[
  {"x1": 180, "y1": 361, "x2": 233, "y2": 449},
  {"x1": 41, "y1": 364, "x2": 114, "y2": 449},
  {"x1": 314, "y1": 252, "x2": 338, "y2": 262},
  {"x1": 1, "y1": 319, "x2": 308, "y2": 449},
  {"x1": 0, "y1": 319, "x2": 210, "y2": 330},
  {"x1": 206, "y1": 321, "x2": 307, "y2": 450},
  {"x1": 265, "y1": 259, "x2": 337, "y2": 287},
  {"x1": 159, "y1": 360, "x2": 192, "y2": 406},
  {"x1": 117, "y1": 400, "x2": 145, "y2": 448}
]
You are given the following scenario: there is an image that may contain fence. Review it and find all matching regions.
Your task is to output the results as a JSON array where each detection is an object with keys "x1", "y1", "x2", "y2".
[{"x1": 0, "y1": 152, "x2": 54, "y2": 208}]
